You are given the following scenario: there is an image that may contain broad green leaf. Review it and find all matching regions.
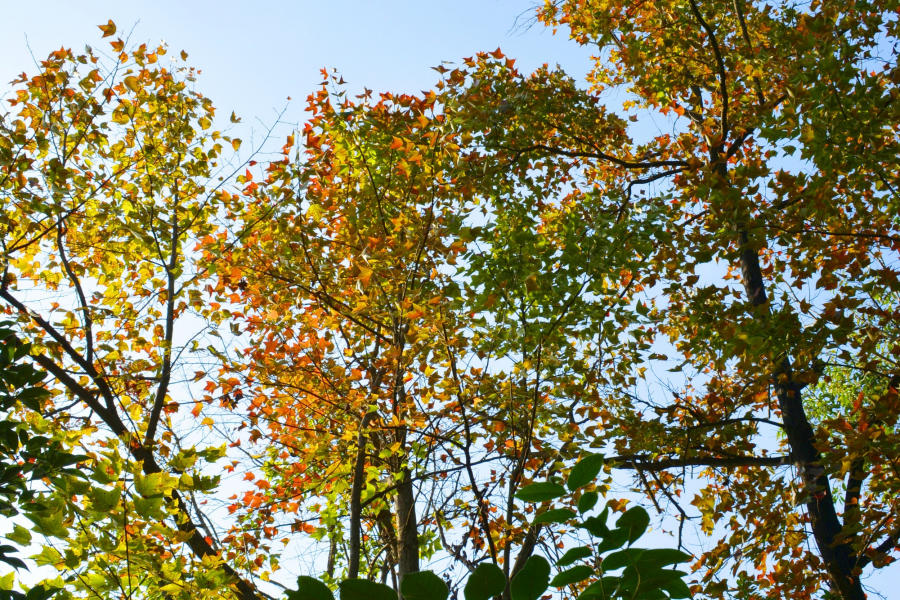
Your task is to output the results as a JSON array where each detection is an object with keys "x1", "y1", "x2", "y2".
[
  {"x1": 5, "y1": 524, "x2": 31, "y2": 545},
  {"x1": 576, "y1": 577, "x2": 620, "y2": 600},
  {"x1": 636, "y1": 549, "x2": 693, "y2": 570},
  {"x1": 134, "y1": 472, "x2": 176, "y2": 498},
  {"x1": 88, "y1": 486, "x2": 121, "y2": 513},
  {"x1": 578, "y1": 492, "x2": 599, "y2": 514},
  {"x1": 616, "y1": 506, "x2": 650, "y2": 545},
  {"x1": 660, "y1": 577, "x2": 692, "y2": 599},
  {"x1": 0, "y1": 572, "x2": 13, "y2": 591},
  {"x1": 567, "y1": 454, "x2": 604, "y2": 491},
  {"x1": 401, "y1": 570, "x2": 449, "y2": 600},
  {"x1": 287, "y1": 576, "x2": 334, "y2": 600},
  {"x1": 25, "y1": 511, "x2": 68, "y2": 539},
  {"x1": 338, "y1": 579, "x2": 396, "y2": 600},
  {"x1": 533, "y1": 508, "x2": 576, "y2": 525},
  {"x1": 595, "y1": 528, "x2": 629, "y2": 554},
  {"x1": 510, "y1": 555, "x2": 550, "y2": 600},
  {"x1": 30, "y1": 547, "x2": 62, "y2": 568},
  {"x1": 464, "y1": 562, "x2": 506, "y2": 600},
  {"x1": 514, "y1": 482, "x2": 567, "y2": 503},
  {"x1": 550, "y1": 565, "x2": 593, "y2": 587},
  {"x1": 556, "y1": 546, "x2": 592, "y2": 567},
  {"x1": 600, "y1": 548, "x2": 644, "y2": 571},
  {"x1": 133, "y1": 496, "x2": 165, "y2": 519}
]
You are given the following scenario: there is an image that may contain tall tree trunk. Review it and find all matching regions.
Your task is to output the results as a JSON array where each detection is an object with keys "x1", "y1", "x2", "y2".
[
  {"x1": 394, "y1": 466, "x2": 419, "y2": 580},
  {"x1": 501, "y1": 525, "x2": 540, "y2": 600},
  {"x1": 348, "y1": 412, "x2": 376, "y2": 579},
  {"x1": 738, "y1": 232, "x2": 865, "y2": 600}
]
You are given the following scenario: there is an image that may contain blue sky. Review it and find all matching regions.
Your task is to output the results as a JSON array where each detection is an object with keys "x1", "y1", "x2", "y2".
[{"x1": 1, "y1": 0, "x2": 594, "y2": 129}]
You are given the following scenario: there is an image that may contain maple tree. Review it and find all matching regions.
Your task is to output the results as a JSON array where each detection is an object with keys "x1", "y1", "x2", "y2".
[{"x1": 2, "y1": 0, "x2": 900, "y2": 598}]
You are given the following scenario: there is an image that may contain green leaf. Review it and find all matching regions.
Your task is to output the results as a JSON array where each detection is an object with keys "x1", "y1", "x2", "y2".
[
  {"x1": 550, "y1": 565, "x2": 593, "y2": 587},
  {"x1": 338, "y1": 579, "x2": 396, "y2": 600},
  {"x1": 464, "y1": 563, "x2": 506, "y2": 600},
  {"x1": 287, "y1": 576, "x2": 334, "y2": 600},
  {"x1": 616, "y1": 506, "x2": 650, "y2": 545},
  {"x1": 6, "y1": 524, "x2": 32, "y2": 546},
  {"x1": 635, "y1": 549, "x2": 693, "y2": 570},
  {"x1": 578, "y1": 492, "x2": 599, "y2": 514},
  {"x1": 595, "y1": 528, "x2": 629, "y2": 554},
  {"x1": 578, "y1": 509, "x2": 610, "y2": 537},
  {"x1": 659, "y1": 577, "x2": 692, "y2": 599},
  {"x1": 134, "y1": 472, "x2": 176, "y2": 498},
  {"x1": 25, "y1": 510, "x2": 68, "y2": 539},
  {"x1": 401, "y1": 571, "x2": 449, "y2": 600},
  {"x1": 133, "y1": 496, "x2": 165, "y2": 519},
  {"x1": 88, "y1": 486, "x2": 121, "y2": 513},
  {"x1": 600, "y1": 548, "x2": 644, "y2": 572},
  {"x1": 514, "y1": 482, "x2": 567, "y2": 503},
  {"x1": 576, "y1": 577, "x2": 620, "y2": 599},
  {"x1": 567, "y1": 454, "x2": 604, "y2": 491},
  {"x1": 510, "y1": 555, "x2": 550, "y2": 600},
  {"x1": 533, "y1": 508, "x2": 576, "y2": 525},
  {"x1": 556, "y1": 546, "x2": 591, "y2": 567},
  {"x1": 30, "y1": 546, "x2": 62, "y2": 568}
]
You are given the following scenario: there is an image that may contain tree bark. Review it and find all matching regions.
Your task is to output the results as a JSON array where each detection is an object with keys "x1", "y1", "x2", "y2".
[
  {"x1": 394, "y1": 466, "x2": 419, "y2": 580},
  {"x1": 348, "y1": 411, "x2": 376, "y2": 579},
  {"x1": 738, "y1": 234, "x2": 865, "y2": 600}
]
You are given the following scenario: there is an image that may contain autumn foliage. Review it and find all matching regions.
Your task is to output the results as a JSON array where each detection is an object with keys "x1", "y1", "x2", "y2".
[{"x1": 1, "y1": 2, "x2": 900, "y2": 599}]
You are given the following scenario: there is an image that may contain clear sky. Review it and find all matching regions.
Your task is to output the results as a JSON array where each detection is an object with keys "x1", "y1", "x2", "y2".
[{"x1": 0, "y1": 0, "x2": 595, "y2": 131}]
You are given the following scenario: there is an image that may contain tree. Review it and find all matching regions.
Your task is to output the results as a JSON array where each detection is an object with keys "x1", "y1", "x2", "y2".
[
  {"x1": 0, "y1": 322, "x2": 76, "y2": 600},
  {"x1": 4, "y1": 1, "x2": 900, "y2": 598},
  {"x1": 433, "y1": 0, "x2": 900, "y2": 598},
  {"x1": 0, "y1": 31, "x2": 262, "y2": 599}
]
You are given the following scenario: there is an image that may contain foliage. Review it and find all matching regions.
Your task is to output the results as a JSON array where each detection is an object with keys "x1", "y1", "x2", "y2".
[
  {"x1": 1, "y1": 1, "x2": 900, "y2": 598},
  {"x1": 0, "y1": 323, "x2": 75, "y2": 598},
  {"x1": 281, "y1": 460, "x2": 693, "y2": 599}
]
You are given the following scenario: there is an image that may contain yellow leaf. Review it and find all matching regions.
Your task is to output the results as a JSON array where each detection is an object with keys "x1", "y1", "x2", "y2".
[
  {"x1": 181, "y1": 50, "x2": 189, "y2": 61},
  {"x1": 231, "y1": 138, "x2": 242, "y2": 151},
  {"x1": 123, "y1": 76, "x2": 140, "y2": 93}
]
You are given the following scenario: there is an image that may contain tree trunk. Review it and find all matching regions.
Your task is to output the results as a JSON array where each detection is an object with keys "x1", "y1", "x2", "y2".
[
  {"x1": 348, "y1": 412, "x2": 376, "y2": 579},
  {"x1": 739, "y1": 234, "x2": 865, "y2": 600},
  {"x1": 394, "y1": 466, "x2": 419, "y2": 580}
]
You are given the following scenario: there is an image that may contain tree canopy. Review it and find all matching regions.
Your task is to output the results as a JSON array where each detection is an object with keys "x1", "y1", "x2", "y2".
[{"x1": 1, "y1": 1, "x2": 899, "y2": 599}]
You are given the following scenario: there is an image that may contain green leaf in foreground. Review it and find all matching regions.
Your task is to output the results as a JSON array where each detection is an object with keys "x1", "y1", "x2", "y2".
[
  {"x1": 510, "y1": 555, "x2": 550, "y2": 600},
  {"x1": 616, "y1": 506, "x2": 650, "y2": 545},
  {"x1": 464, "y1": 563, "x2": 507, "y2": 600},
  {"x1": 567, "y1": 454, "x2": 604, "y2": 491},
  {"x1": 550, "y1": 565, "x2": 594, "y2": 587},
  {"x1": 401, "y1": 570, "x2": 449, "y2": 600},
  {"x1": 287, "y1": 576, "x2": 334, "y2": 600},
  {"x1": 578, "y1": 491, "x2": 599, "y2": 514},
  {"x1": 514, "y1": 482, "x2": 567, "y2": 503},
  {"x1": 338, "y1": 579, "x2": 396, "y2": 600},
  {"x1": 533, "y1": 508, "x2": 576, "y2": 525},
  {"x1": 556, "y1": 546, "x2": 592, "y2": 567}
]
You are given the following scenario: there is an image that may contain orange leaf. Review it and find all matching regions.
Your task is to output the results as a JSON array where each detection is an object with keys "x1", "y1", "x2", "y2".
[
  {"x1": 98, "y1": 20, "x2": 117, "y2": 38},
  {"x1": 390, "y1": 136, "x2": 404, "y2": 150}
]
